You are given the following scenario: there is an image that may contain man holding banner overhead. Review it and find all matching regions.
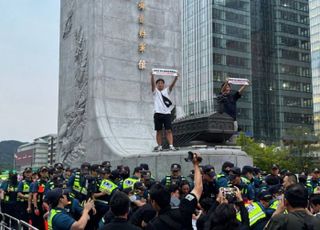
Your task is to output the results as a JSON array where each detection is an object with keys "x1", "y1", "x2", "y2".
[
  {"x1": 218, "y1": 78, "x2": 249, "y2": 143},
  {"x1": 151, "y1": 68, "x2": 179, "y2": 151}
]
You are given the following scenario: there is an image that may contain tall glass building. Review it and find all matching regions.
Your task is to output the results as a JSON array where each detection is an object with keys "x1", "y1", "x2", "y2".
[
  {"x1": 310, "y1": 0, "x2": 320, "y2": 135},
  {"x1": 182, "y1": 0, "x2": 313, "y2": 143},
  {"x1": 182, "y1": 0, "x2": 253, "y2": 133},
  {"x1": 251, "y1": 0, "x2": 313, "y2": 142}
]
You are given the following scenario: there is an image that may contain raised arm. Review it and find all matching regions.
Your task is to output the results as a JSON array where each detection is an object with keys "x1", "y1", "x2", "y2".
[
  {"x1": 238, "y1": 85, "x2": 247, "y2": 95},
  {"x1": 190, "y1": 152, "x2": 203, "y2": 201},
  {"x1": 151, "y1": 73, "x2": 156, "y2": 92},
  {"x1": 169, "y1": 73, "x2": 179, "y2": 92}
]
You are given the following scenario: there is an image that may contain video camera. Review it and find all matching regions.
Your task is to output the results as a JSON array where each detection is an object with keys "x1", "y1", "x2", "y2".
[
  {"x1": 185, "y1": 151, "x2": 202, "y2": 163},
  {"x1": 222, "y1": 187, "x2": 237, "y2": 203}
]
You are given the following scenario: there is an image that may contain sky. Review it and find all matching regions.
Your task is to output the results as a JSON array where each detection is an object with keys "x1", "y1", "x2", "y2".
[{"x1": 0, "y1": 1, "x2": 60, "y2": 142}]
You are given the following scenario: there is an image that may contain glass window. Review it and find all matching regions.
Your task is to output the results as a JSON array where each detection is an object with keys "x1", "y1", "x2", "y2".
[
  {"x1": 279, "y1": 37, "x2": 299, "y2": 48},
  {"x1": 279, "y1": 23, "x2": 299, "y2": 35},
  {"x1": 226, "y1": 55, "x2": 248, "y2": 68},
  {"x1": 280, "y1": 49, "x2": 299, "y2": 61},
  {"x1": 226, "y1": 40, "x2": 248, "y2": 52},
  {"x1": 283, "y1": 96, "x2": 300, "y2": 107},
  {"x1": 225, "y1": 12, "x2": 248, "y2": 25},
  {"x1": 280, "y1": 11, "x2": 298, "y2": 23},
  {"x1": 213, "y1": 53, "x2": 223, "y2": 65},
  {"x1": 226, "y1": 25, "x2": 249, "y2": 39},
  {"x1": 280, "y1": 64, "x2": 300, "y2": 75}
]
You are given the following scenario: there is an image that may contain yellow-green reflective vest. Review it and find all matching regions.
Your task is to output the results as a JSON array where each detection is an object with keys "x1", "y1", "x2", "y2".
[
  {"x1": 237, "y1": 202, "x2": 266, "y2": 226},
  {"x1": 4, "y1": 185, "x2": 18, "y2": 202},
  {"x1": 48, "y1": 209, "x2": 62, "y2": 230},
  {"x1": 17, "y1": 181, "x2": 30, "y2": 202},
  {"x1": 241, "y1": 177, "x2": 251, "y2": 185},
  {"x1": 72, "y1": 172, "x2": 87, "y2": 196},
  {"x1": 99, "y1": 179, "x2": 118, "y2": 195},
  {"x1": 123, "y1": 178, "x2": 139, "y2": 190},
  {"x1": 269, "y1": 199, "x2": 288, "y2": 214}
]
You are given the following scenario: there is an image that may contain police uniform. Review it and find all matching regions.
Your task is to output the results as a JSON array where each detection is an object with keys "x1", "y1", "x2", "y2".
[
  {"x1": 237, "y1": 202, "x2": 267, "y2": 227},
  {"x1": 306, "y1": 177, "x2": 320, "y2": 195},
  {"x1": 32, "y1": 177, "x2": 48, "y2": 230},
  {"x1": 68, "y1": 171, "x2": 89, "y2": 202},
  {"x1": 17, "y1": 178, "x2": 32, "y2": 222},
  {"x1": 1, "y1": 177, "x2": 19, "y2": 229}
]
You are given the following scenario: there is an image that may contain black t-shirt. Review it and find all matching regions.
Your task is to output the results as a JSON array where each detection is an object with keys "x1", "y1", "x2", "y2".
[
  {"x1": 146, "y1": 193, "x2": 198, "y2": 230},
  {"x1": 99, "y1": 217, "x2": 142, "y2": 230},
  {"x1": 218, "y1": 91, "x2": 241, "y2": 120},
  {"x1": 265, "y1": 211, "x2": 320, "y2": 230}
]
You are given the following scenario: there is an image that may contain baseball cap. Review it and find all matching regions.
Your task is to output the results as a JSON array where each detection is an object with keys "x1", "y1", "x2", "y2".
[
  {"x1": 202, "y1": 165, "x2": 215, "y2": 177},
  {"x1": 271, "y1": 164, "x2": 279, "y2": 169},
  {"x1": 46, "y1": 188, "x2": 70, "y2": 205},
  {"x1": 102, "y1": 161, "x2": 111, "y2": 168},
  {"x1": 313, "y1": 168, "x2": 320, "y2": 173},
  {"x1": 54, "y1": 163, "x2": 64, "y2": 170},
  {"x1": 24, "y1": 167, "x2": 32, "y2": 172},
  {"x1": 91, "y1": 164, "x2": 101, "y2": 172},
  {"x1": 229, "y1": 167, "x2": 241, "y2": 176},
  {"x1": 39, "y1": 166, "x2": 48, "y2": 172},
  {"x1": 242, "y1": 166, "x2": 254, "y2": 174},
  {"x1": 99, "y1": 167, "x2": 111, "y2": 174},
  {"x1": 258, "y1": 191, "x2": 272, "y2": 201},
  {"x1": 81, "y1": 162, "x2": 91, "y2": 170},
  {"x1": 140, "y1": 163, "x2": 149, "y2": 171},
  {"x1": 171, "y1": 163, "x2": 181, "y2": 171},
  {"x1": 134, "y1": 181, "x2": 146, "y2": 190},
  {"x1": 133, "y1": 166, "x2": 142, "y2": 174},
  {"x1": 222, "y1": 161, "x2": 234, "y2": 171}
]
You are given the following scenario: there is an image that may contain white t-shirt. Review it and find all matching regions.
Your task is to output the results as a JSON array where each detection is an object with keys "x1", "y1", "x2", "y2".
[{"x1": 153, "y1": 87, "x2": 174, "y2": 114}]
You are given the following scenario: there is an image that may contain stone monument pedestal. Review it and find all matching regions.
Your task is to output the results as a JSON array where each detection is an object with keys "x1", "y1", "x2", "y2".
[{"x1": 109, "y1": 146, "x2": 252, "y2": 180}]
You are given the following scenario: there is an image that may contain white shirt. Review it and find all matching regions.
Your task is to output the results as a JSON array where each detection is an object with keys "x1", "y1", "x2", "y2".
[{"x1": 153, "y1": 87, "x2": 174, "y2": 114}]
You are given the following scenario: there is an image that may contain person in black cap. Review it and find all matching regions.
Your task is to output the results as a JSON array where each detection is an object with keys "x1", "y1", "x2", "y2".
[
  {"x1": 244, "y1": 191, "x2": 273, "y2": 230},
  {"x1": 47, "y1": 188, "x2": 95, "y2": 230},
  {"x1": 102, "y1": 161, "x2": 112, "y2": 169},
  {"x1": 93, "y1": 167, "x2": 119, "y2": 229},
  {"x1": 265, "y1": 164, "x2": 281, "y2": 186},
  {"x1": 122, "y1": 166, "x2": 141, "y2": 191},
  {"x1": 241, "y1": 165, "x2": 256, "y2": 200},
  {"x1": 266, "y1": 184, "x2": 320, "y2": 229},
  {"x1": 161, "y1": 163, "x2": 187, "y2": 189},
  {"x1": 202, "y1": 164, "x2": 219, "y2": 199},
  {"x1": 306, "y1": 168, "x2": 320, "y2": 195},
  {"x1": 216, "y1": 161, "x2": 234, "y2": 188},
  {"x1": 67, "y1": 162, "x2": 91, "y2": 203},
  {"x1": 17, "y1": 167, "x2": 33, "y2": 222},
  {"x1": 309, "y1": 194, "x2": 320, "y2": 218},
  {"x1": 30, "y1": 166, "x2": 49, "y2": 229}
]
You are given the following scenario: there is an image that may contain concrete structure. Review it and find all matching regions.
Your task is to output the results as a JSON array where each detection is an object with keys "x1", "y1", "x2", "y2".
[
  {"x1": 310, "y1": 0, "x2": 320, "y2": 135},
  {"x1": 14, "y1": 139, "x2": 48, "y2": 172},
  {"x1": 58, "y1": 0, "x2": 182, "y2": 165},
  {"x1": 58, "y1": 0, "x2": 252, "y2": 168}
]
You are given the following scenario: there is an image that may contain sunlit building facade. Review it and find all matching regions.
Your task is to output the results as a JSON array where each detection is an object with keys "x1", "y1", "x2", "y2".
[
  {"x1": 310, "y1": 0, "x2": 320, "y2": 135},
  {"x1": 182, "y1": 0, "x2": 253, "y2": 134}
]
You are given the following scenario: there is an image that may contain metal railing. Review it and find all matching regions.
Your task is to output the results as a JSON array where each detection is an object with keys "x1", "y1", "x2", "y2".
[{"x1": 0, "y1": 213, "x2": 38, "y2": 230}]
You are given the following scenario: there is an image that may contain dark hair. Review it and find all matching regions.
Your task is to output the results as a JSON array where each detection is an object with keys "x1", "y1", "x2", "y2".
[
  {"x1": 169, "y1": 184, "x2": 180, "y2": 194},
  {"x1": 149, "y1": 183, "x2": 170, "y2": 209},
  {"x1": 310, "y1": 194, "x2": 320, "y2": 206},
  {"x1": 156, "y1": 78, "x2": 165, "y2": 84},
  {"x1": 284, "y1": 184, "x2": 308, "y2": 208},
  {"x1": 110, "y1": 191, "x2": 130, "y2": 216},
  {"x1": 206, "y1": 203, "x2": 239, "y2": 230},
  {"x1": 200, "y1": 197, "x2": 214, "y2": 213},
  {"x1": 220, "y1": 82, "x2": 231, "y2": 90}
]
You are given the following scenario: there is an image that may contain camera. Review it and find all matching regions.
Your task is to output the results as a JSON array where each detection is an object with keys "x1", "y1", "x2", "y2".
[
  {"x1": 184, "y1": 151, "x2": 202, "y2": 163},
  {"x1": 223, "y1": 187, "x2": 237, "y2": 203}
]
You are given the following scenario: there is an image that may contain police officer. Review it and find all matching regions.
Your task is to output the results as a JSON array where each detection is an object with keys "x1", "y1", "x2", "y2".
[
  {"x1": 122, "y1": 166, "x2": 142, "y2": 191},
  {"x1": 241, "y1": 166, "x2": 256, "y2": 200},
  {"x1": 32, "y1": 166, "x2": 49, "y2": 230},
  {"x1": 237, "y1": 191, "x2": 273, "y2": 230},
  {"x1": 306, "y1": 168, "x2": 320, "y2": 195},
  {"x1": 202, "y1": 164, "x2": 218, "y2": 199},
  {"x1": 17, "y1": 167, "x2": 33, "y2": 222},
  {"x1": 93, "y1": 167, "x2": 118, "y2": 228},
  {"x1": 161, "y1": 163, "x2": 187, "y2": 188},
  {"x1": 47, "y1": 188, "x2": 94, "y2": 230},
  {"x1": 68, "y1": 162, "x2": 91, "y2": 203},
  {"x1": 228, "y1": 167, "x2": 251, "y2": 202},
  {"x1": 1, "y1": 171, "x2": 19, "y2": 228},
  {"x1": 265, "y1": 164, "x2": 281, "y2": 186},
  {"x1": 216, "y1": 161, "x2": 234, "y2": 188}
]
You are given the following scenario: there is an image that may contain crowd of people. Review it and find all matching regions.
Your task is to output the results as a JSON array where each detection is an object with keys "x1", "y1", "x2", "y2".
[{"x1": 0, "y1": 154, "x2": 320, "y2": 230}]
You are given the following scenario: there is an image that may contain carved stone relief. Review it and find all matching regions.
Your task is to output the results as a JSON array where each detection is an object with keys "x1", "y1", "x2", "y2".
[{"x1": 58, "y1": 26, "x2": 88, "y2": 166}]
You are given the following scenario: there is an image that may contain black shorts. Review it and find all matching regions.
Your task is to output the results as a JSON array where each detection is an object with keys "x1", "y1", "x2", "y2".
[{"x1": 154, "y1": 113, "x2": 172, "y2": 131}]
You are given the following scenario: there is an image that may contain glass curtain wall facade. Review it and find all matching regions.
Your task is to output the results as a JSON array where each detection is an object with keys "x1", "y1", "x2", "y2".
[
  {"x1": 251, "y1": 0, "x2": 313, "y2": 142},
  {"x1": 310, "y1": 0, "x2": 320, "y2": 135},
  {"x1": 182, "y1": 0, "x2": 253, "y2": 133}
]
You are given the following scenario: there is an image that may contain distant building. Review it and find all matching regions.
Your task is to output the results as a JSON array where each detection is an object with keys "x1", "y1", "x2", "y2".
[
  {"x1": 39, "y1": 134, "x2": 57, "y2": 166},
  {"x1": 310, "y1": 0, "x2": 320, "y2": 135},
  {"x1": 14, "y1": 134, "x2": 57, "y2": 172}
]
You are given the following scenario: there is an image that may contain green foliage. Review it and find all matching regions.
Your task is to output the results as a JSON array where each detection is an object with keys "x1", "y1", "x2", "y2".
[{"x1": 236, "y1": 133, "x2": 312, "y2": 172}]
